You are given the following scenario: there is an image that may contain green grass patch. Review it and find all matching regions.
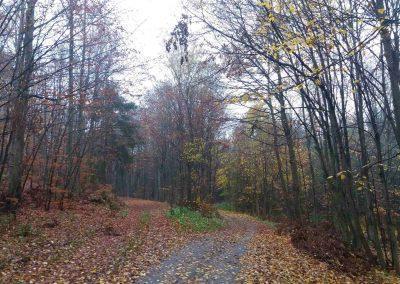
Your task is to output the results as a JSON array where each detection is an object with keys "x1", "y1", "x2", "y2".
[
  {"x1": 216, "y1": 202, "x2": 235, "y2": 212},
  {"x1": 262, "y1": 219, "x2": 277, "y2": 229},
  {"x1": 256, "y1": 217, "x2": 277, "y2": 229},
  {"x1": 139, "y1": 211, "x2": 151, "y2": 228},
  {"x1": 309, "y1": 213, "x2": 328, "y2": 224},
  {"x1": 119, "y1": 208, "x2": 129, "y2": 218},
  {"x1": 167, "y1": 206, "x2": 224, "y2": 232},
  {"x1": 16, "y1": 223, "x2": 36, "y2": 238}
]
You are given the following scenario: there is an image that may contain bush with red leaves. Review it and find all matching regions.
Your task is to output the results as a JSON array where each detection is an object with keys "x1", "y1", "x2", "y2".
[{"x1": 178, "y1": 200, "x2": 220, "y2": 218}]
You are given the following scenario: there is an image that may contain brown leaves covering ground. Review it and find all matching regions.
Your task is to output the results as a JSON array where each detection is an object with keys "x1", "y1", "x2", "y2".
[
  {"x1": 1, "y1": 201, "x2": 399, "y2": 283},
  {"x1": 238, "y1": 224, "x2": 400, "y2": 283},
  {"x1": 0, "y1": 199, "x2": 196, "y2": 283}
]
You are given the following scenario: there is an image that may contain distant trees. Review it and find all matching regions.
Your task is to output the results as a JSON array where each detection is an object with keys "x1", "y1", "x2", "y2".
[{"x1": 133, "y1": 50, "x2": 227, "y2": 204}]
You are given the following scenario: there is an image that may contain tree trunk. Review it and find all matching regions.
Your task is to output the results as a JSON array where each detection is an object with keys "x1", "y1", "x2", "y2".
[{"x1": 8, "y1": 0, "x2": 36, "y2": 201}]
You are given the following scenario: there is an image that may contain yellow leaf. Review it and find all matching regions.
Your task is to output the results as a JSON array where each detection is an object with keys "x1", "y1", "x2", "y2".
[
  {"x1": 337, "y1": 171, "x2": 347, "y2": 181},
  {"x1": 230, "y1": 97, "x2": 239, "y2": 103},
  {"x1": 305, "y1": 36, "x2": 316, "y2": 47},
  {"x1": 241, "y1": 94, "x2": 250, "y2": 103},
  {"x1": 269, "y1": 15, "x2": 276, "y2": 22},
  {"x1": 258, "y1": 1, "x2": 272, "y2": 9},
  {"x1": 307, "y1": 19, "x2": 316, "y2": 26},
  {"x1": 377, "y1": 8, "x2": 385, "y2": 14},
  {"x1": 295, "y1": 83, "x2": 304, "y2": 91}
]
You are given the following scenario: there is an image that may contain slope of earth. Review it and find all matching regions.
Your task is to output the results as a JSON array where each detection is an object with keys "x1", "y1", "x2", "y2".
[
  {"x1": 239, "y1": 224, "x2": 400, "y2": 283},
  {"x1": 0, "y1": 199, "x2": 197, "y2": 283}
]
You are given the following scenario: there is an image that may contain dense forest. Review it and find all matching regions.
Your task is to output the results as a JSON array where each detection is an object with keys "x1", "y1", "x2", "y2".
[{"x1": 1, "y1": 0, "x2": 400, "y2": 282}]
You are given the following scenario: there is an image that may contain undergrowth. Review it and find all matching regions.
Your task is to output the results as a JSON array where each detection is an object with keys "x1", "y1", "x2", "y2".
[
  {"x1": 16, "y1": 223, "x2": 38, "y2": 238},
  {"x1": 139, "y1": 211, "x2": 151, "y2": 228},
  {"x1": 88, "y1": 186, "x2": 124, "y2": 211},
  {"x1": 167, "y1": 206, "x2": 224, "y2": 232},
  {"x1": 0, "y1": 214, "x2": 14, "y2": 232}
]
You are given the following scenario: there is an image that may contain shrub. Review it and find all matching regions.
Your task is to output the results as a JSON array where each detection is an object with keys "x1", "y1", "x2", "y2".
[
  {"x1": 0, "y1": 197, "x2": 18, "y2": 214},
  {"x1": 0, "y1": 256, "x2": 7, "y2": 270},
  {"x1": 103, "y1": 224, "x2": 121, "y2": 236},
  {"x1": 119, "y1": 209, "x2": 129, "y2": 218},
  {"x1": 0, "y1": 214, "x2": 14, "y2": 232},
  {"x1": 108, "y1": 200, "x2": 121, "y2": 211},
  {"x1": 16, "y1": 223, "x2": 35, "y2": 238},
  {"x1": 42, "y1": 218, "x2": 59, "y2": 229},
  {"x1": 88, "y1": 185, "x2": 123, "y2": 211},
  {"x1": 178, "y1": 200, "x2": 220, "y2": 218},
  {"x1": 198, "y1": 202, "x2": 220, "y2": 218},
  {"x1": 167, "y1": 206, "x2": 224, "y2": 232}
]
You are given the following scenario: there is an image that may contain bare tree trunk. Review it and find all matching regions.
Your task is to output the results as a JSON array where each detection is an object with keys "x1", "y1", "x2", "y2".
[
  {"x1": 266, "y1": 98, "x2": 289, "y2": 215},
  {"x1": 8, "y1": 0, "x2": 36, "y2": 201},
  {"x1": 374, "y1": 0, "x2": 400, "y2": 147},
  {"x1": 352, "y1": 67, "x2": 385, "y2": 267},
  {"x1": 276, "y1": 66, "x2": 301, "y2": 219},
  {"x1": 75, "y1": 0, "x2": 88, "y2": 193},
  {"x1": 65, "y1": 0, "x2": 75, "y2": 193}
]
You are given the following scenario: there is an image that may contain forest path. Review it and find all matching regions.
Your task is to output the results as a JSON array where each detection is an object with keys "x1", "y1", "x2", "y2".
[
  {"x1": 138, "y1": 212, "x2": 257, "y2": 283},
  {"x1": 2, "y1": 199, "x2": 396, "y2": 283}
]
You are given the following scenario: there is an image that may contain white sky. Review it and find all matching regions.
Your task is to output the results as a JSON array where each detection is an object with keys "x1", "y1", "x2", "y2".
[
  {"x1": 117, "y1": 0, "x2": 183, "y2": 95},
  {"x1": 119, "y1": 0, "x2": 182, "y2": 57}
]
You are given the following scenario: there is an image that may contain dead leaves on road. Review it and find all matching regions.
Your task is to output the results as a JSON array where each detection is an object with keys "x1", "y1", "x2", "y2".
[{"x1": 138, "y1": 211, "x2": 255, "y2": 283}]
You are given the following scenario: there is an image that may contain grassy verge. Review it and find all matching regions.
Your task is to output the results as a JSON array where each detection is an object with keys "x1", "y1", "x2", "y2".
[
  {"x1": 216, "y1": 202, "x2": 235, "y2": 212},
  {"x1": 167, "y1": 207, "x2": 224, "y2": 232},
  {"x1": 216, "y1": 202, "x2": 277, "y2": 229},
  {"x1": 256, "y1": 217, "x2": 277, "y2": 229}
]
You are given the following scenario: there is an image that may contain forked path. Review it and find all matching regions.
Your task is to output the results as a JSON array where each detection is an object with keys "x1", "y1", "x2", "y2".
[{"x1": 138, "y1": 212, "x2": 257, "y2": 283}]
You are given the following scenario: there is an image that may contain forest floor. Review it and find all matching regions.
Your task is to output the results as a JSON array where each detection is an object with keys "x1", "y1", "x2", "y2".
[{"x1": 0, "y1": 198, "x2": 399, "y2": 283}]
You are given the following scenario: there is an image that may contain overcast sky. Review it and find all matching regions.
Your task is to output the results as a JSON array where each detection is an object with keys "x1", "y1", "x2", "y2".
[
  {"x1": 119, "y1": 0, "x2": 182, "y2": 56},
  {"x1": 117, "y1": 0, "x2": 183, "y2": 92}
]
